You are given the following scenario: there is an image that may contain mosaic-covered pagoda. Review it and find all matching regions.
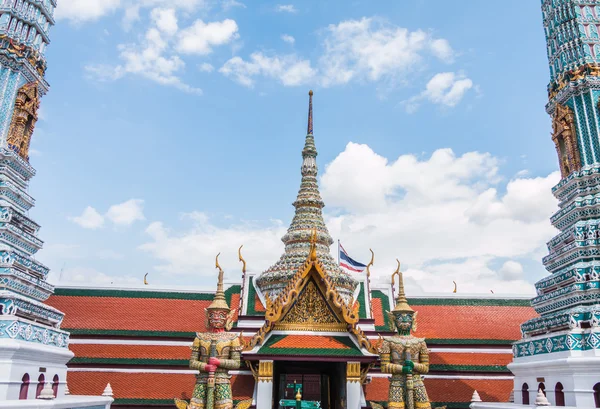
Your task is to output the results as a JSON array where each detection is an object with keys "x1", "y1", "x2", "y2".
[
  {"x1": 0, "y1": 0, "x2": 112, "y2": 407},
  {"x1": 508, "y1": 0, "x2": 600, "y2": 407}
]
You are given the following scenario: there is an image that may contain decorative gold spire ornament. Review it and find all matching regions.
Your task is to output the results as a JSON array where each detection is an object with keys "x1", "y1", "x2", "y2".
[
  {"x1": 453, "y1": 281, "x2": 457, "y2": 293},
  {"x1": 208, "y1": 253, "x2": 230, "y2": 311},
  {"x1": 391, "y1": 260, "x2": 414, "y2": 314},
  {"x1": 143, "y1": 273, "x2": 148, "y2": 285},
  {"x1": 238, "y1": 245, "x2": 247, "y2": 274},
  {"x1": 366, "y1": 249, "x2": 374, "y2": 279}
]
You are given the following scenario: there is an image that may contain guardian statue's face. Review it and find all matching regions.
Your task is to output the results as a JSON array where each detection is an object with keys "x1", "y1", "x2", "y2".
[
  {"x1": 208, "y1": 310, "x2": 228, "y2": 329},
  {"x1": 394, "y1": 312, "x2": 414, "y2": 333}
]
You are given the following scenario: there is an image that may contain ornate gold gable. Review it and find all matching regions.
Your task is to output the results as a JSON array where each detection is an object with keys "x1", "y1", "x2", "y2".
[
  {"x1": 552, "y1": 103, "x2": 581, "y2": 177},
  {"x1": 276, "y1": 278, "x2": 345, "y2": 332},
  {"x1": 247, "y1": 233, "x2": 377, "y2": 354},
  {"x1": 7, "y1": 82, "x2": 40, "y2": 161}
]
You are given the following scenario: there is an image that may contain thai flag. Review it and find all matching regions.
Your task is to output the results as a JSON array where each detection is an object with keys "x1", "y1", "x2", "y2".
[{"x1": 339, "y1": 243, "x2": 367, "y2": 273}]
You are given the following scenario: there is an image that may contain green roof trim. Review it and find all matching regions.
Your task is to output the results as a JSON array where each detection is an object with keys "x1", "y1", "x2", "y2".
[
  {"x1": 372, "y1": 290, "x2": 393, "y2": 332},
  {"x1": 225, "y1": 285, "x2": 241, "y2": 307},
  {"x1": 65, "y1": 328, "x2": 196, "y2": 338},
  {"x1": 53, "y1": 287, "x2": 231, "y2": 301},
  {"x1": 69, "y1": 357, "x2": 189, "y2": 366},
  {"x1": 357, "y1": 282, "x2": 367, "y2": 319},
  {"x1": 245, "y1": 277, "x2": 265, "y2": 316},
  {"x1": 407, "y1": 297, "x2": 531, "y2": 307},
  {"x1": 429, "y1": 364, "x2": 509, "y2": 373},
  {"x1": 258, "y1": 334, "x2": 364, "y2": 356}
]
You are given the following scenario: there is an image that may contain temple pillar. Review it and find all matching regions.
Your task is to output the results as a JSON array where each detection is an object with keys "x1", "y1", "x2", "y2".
[
  {"x1": 256, "y1": 360, "x2": 273, "y2": 409},
  {"x1": 346, "y1": 362, "x2": 362, "y2": 409}
]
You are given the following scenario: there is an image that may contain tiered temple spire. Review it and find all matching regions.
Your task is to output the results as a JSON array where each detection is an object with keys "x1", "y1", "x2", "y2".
[{"x1": 256, "y1": 91, "x2": 357, "y2": 302}]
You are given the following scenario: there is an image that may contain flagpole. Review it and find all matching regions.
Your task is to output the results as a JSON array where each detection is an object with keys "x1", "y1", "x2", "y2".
[{"x1": 337, "y1": 240, "x2": 340, "y2": 265}]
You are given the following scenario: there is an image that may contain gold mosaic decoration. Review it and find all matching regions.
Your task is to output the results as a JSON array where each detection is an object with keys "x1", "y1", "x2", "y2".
[
  {"x1": 549, "y1": 63, "x2": 600, "y2": 99},
  {"x1": 7, "y1": 82, "x2": 39, "y2": 161},
  {"x1": 276, "y1": 280, "x2": 344, "y2": 331},
  {"x1": 552, "y1": 103, "x2": 581, "y2": 178}
]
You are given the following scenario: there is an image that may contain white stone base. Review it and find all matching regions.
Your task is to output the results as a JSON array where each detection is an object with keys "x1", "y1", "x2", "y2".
[
  {"x1": 0, "y1": 338, "x2": 73, "y2": 400},
  {"x1": 0, "y1": 395, "x2": 113, "y2": 408},
  {"x1": 470, "y1": 403, "x2": 581, "y2": 409},
  {"x1": 508, "y1": 349, "x2": 600, "y2": 407}
]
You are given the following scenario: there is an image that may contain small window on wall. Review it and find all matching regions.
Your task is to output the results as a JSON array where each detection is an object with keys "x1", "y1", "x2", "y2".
[
  {"x1": 36, "y1": 374, "x2": 44, "y2": 398},
  {"x1": 522, "y1": 383, "x2": 530, "y2": 405},
  {"x1": 555, "y1": 383, "x2": 565, "y2": 406},
  {"x1": 594, "y1": 383, "x2": 600, "y2": 408},
  {"x1": 52, "y1": 375, "x2": 59, "y2": 397},
  {"x1": 19, "y1": 374, "x2": 29, "y2": 400}
]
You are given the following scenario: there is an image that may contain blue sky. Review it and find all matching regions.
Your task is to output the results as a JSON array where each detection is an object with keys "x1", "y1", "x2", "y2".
[{"x1": 32, "y1": 0, "x2": 560, "y2": 294}]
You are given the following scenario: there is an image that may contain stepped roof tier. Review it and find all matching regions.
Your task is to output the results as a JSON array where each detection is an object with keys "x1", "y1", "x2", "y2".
[{"x1": 255, "y1": 91, "x2": 357, "y2": 302}]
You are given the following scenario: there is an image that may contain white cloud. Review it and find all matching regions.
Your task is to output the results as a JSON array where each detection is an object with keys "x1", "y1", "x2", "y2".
[
  {"x1": 85, "y1": 9, "x2": 218, "y2": 94},
  {"x1": 499, "y1": 261, "x2": 524, "y2": 281},
  {"x1": 430, "y1": 38, "x2": 454, "y2": 63},
  {"x1": 85, "y1": 6, "x2": 239, "y2": 93},
  {"x1": 106, "y1": 199, "x2": 146, "y2": 226},
  {"x1": 220, "y1": 52, "x2": 315, "y2": 87},
  {"x1": 56, "y1": 0, "x2": 206, "y2": 23},
  {"x1": 138, "y1": 143, "x2": 558, "y2": 294},
  {"x1": 319, "y1": 143, "x2": 559, "y2": 294},
  {"x1": 276, "y1": 4, "x2": 297, "y2": 13},
  {"x1": 55, "y1": 0, "x2": 121, "y2": 22},
  {"x1": 319, "y1": 18, "x2": 449, "y2": 87},
  {"x1": 70, "y1": 199, "x2": 145, "y2": 229},
  {"x1": 222, "y1": 0, "x2": 245, "y2": 10},
  {"x1": 281, "y1": 34, "x2": 295, "y2": 44},
  {"x1": 139, "y1": 212, "x2": 287, "y2": 275},
  {"x1": 220, "y1": 17, "x2": 459, "y2": 91},
  {"x1": 176, "y1": 19, "x2": 239, "y2": 55},
  {"x1": 69, "y1": 206, "x2": 105, "y2": 230},
  {"x1": 403, "y1": 72, "x2": 474, "y2": 113},
  {"x1": 199, "y1": 62, "x2": 215, "y2": 72},
  {"x1": 151, "y1": 8, "x2": 178, "y2": 36}
]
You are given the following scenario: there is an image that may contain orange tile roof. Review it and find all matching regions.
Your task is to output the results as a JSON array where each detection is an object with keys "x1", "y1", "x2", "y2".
[
  {"x1": 365, "y1": 376, "x2": 512, "y2": 403},
  {"x1": 429, "y1": 352, "x2": 512, "y2": 367},
  {"x1": 49, "y1": 296, "x2": 213, "y2": 332},
  {"x1": 372, "y1": 297, "x2": 385, "y2": 327},
  {"x1": 47, "y1": 293, "x2": 240, "y2": 333},
  {"x1": 413, "y1": 305, "x2": 536, "y2": 340},
  {"x1": 67, "y1": 372, "x2": 253, "y2": 401},
  {"x1": 254, "y1": 293, "x2": 265, "y2": 312},
  {"x1": 70, "y1": 344, "x2": 191, "y2": 360},
  {"x1": 270, "y1": 335, "x2": 351, "y2": 350}
]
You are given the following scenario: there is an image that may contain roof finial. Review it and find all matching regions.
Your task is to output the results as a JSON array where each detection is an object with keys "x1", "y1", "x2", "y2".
[
  {"x1": 391, "y1": 260, "x2": 414, "y2": 314},
  {"x1": 307, "y1": 90, "x2": 313, "y2": 135},
  {"x1": 208, "y1": 253, "x2": 230, "y2": 311}
]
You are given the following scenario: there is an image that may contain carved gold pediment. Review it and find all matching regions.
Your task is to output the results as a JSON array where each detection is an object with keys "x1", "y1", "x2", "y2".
[{"x1": 276, "y1": 279, "x2": 345, "y2": 332}]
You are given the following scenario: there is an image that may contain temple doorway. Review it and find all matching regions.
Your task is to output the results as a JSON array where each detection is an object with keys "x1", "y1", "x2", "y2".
[{"x1": 274, "y1": 361, "x2": 346, "y2": 409}]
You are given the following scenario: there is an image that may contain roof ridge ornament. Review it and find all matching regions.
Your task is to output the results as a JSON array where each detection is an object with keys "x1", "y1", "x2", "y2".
[
  {"x1": 207, "y1": 253, "x2": 230, "y2": 311},
  {"x1": 391, "y1": 259, "x2": 414, "y2": 314},
  {"x1": 238, "y1": 245, "x2": 247, "y2": 274}
]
